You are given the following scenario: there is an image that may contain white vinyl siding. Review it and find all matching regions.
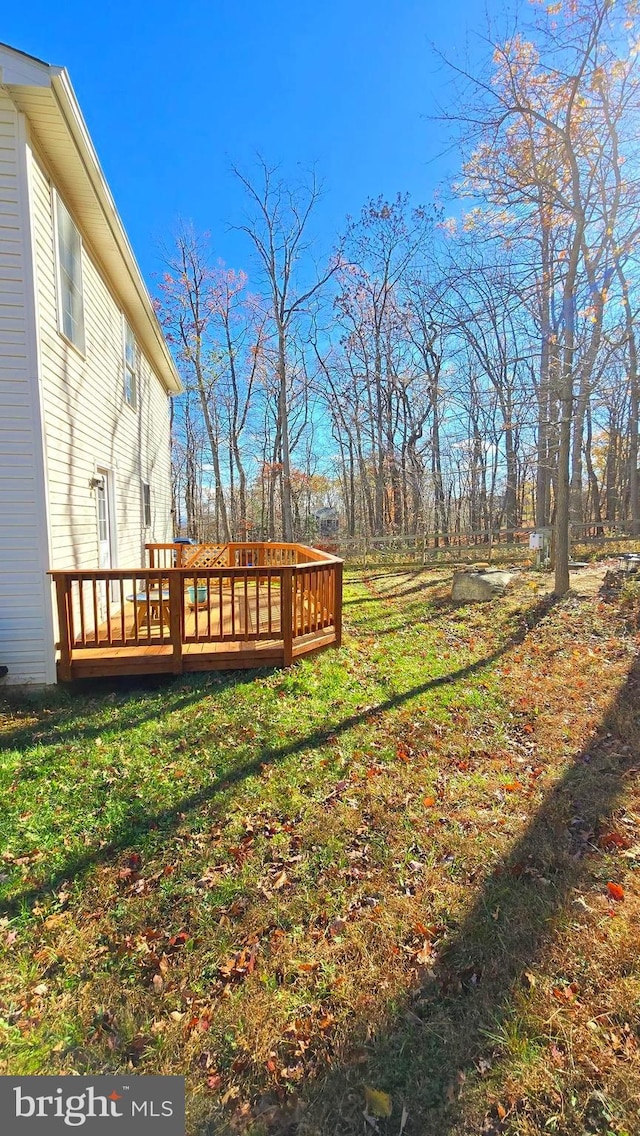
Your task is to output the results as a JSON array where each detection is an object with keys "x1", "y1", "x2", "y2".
[
  {"x1": 123, "y1": 319, "x2": 137, "y2": 409},
  {"x1": 0, "y1": 97, "x2": 51, "y2": 683},
  {"x1": 30, "y1": 149, "x2": 173, "y2": 575},
  {"x1": 54, "y1": 191, "x2": 85, "y2": 352}
]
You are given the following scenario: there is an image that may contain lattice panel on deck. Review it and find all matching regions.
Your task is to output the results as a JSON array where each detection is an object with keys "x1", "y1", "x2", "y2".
[{"x1": 183, "y1": 544, "x2": 229, "y2": 569}]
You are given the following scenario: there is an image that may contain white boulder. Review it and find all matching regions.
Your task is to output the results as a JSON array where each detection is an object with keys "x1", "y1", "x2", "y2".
[{"x1": 451, "y1": 569, "x2": 514, "y2": 603}]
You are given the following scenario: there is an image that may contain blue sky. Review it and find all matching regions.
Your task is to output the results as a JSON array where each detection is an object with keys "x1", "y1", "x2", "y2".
[{"x1": 2, "y1": 0, "x2": 493, "y2": 285}]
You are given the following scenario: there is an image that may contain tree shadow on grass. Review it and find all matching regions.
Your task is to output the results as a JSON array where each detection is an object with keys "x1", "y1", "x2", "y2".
[
  {"x1": 0, "y1": 599, "x2": 557, "y2": 921},
  {"x1": 0, "y1": 669, "x2": 269, "y2": 753},
  {"x1": 295, "y1": 656, "x2": 640, "y2": 1136},
  {"x1": 343, "y1": 575, "x2": 445, "y2": 606}
]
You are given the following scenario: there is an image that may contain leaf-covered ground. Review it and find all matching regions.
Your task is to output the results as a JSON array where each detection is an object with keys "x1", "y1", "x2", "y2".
[{"x1": 1, "y1": 566, "x2": 639, "y2": 1136}]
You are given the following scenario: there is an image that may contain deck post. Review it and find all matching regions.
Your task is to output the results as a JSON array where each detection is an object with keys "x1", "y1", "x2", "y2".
[
  {"x1": 54, "y1": 573, "x2": 72, "y2": 682},
  {"x1": 169, "y1": 571, "x2": 183, "y2": 674},
  {"x1": 334, "y1": 561, "x2": 343, "y2": 648},
  {"x1": 281, "y1": 566, "x2": 294, "y2": 665}
]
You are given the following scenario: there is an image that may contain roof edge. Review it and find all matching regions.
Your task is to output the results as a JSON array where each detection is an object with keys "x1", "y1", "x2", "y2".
[
  {"x1": 0, "y1": 40, "x2": 182, "y2": 395},
  {"x1": 49, "y1": 70, "x2": 182, "y2": 394},
  {"x1": 0, "y1": 39, "x2": 51, "y2": 71}
]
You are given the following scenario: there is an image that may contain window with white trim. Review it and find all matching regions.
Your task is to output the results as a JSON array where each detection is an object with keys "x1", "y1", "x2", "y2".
[
  {"x1": 142, "y1": 481, "x2": 151, "y2": 528},
  {"x1": 123, "y1": 320, "x2": 138, "y2": 409},
  {"x1": 54, "y1": 192, "x2": 85, "y2": 352}
]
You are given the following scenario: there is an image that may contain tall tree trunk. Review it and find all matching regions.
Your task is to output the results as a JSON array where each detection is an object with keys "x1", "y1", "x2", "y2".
[
  {"x1": 555, "y1": 275, "x2": 577, "y2": 595},
  {"x1": 277, "y1": 329, "x2": 294, "y2": 541},
  {"x1": 536, "y1": 216, "x2": 552, "y2": 528},
  {"x1": 605, "y1": 420, "x2": 619, "y2": 523},
  {"x1": 431, "y1": 392, "x2": 447, "y2": 546},
  {"x1": 584, "y1": 400, "x2": 602, "y2": 529},
  {"x1": 615, "y1": 261, "x2": 639, "y2": 533}
]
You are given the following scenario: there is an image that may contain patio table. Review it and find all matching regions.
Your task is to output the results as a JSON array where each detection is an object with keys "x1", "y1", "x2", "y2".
[{"x1": 127, "y1": 590, "x2": 170, "y2": 631}]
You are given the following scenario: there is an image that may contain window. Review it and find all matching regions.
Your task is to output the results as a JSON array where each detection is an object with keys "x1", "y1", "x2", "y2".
[
  {"x1": 142, "y1": 482, "x2": 151, "y2": 528},
  {"x1": 123, "y1": 321, "x2": 138, "y2": 409},
  {"x1": 54, "y1": 192, "x2": 85, "y2": 351},
  {"x1": 97, "y1": 479, "x2": 108, "y2": 543}
]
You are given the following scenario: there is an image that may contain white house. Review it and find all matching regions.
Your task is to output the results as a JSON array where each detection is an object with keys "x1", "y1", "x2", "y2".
[{"x1": 0, "y1": 42, "x2": 181, "y2": 684}]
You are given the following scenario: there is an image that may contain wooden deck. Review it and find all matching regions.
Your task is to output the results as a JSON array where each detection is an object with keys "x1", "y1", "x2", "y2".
[
  {"x1": 70, "y1": 587, "x2": 284, "y2": 677},
  {"x1": 66, "y1": 631, "x2": 338, "y2": 679},
  {"x1": 51, "y1": 543, "x2": 343, "y2": 681}
]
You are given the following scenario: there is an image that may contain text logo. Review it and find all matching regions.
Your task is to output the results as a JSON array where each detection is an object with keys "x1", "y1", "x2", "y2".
[{"x1": 1, "y1": 1076, "x2": 185, "y2": 1134}]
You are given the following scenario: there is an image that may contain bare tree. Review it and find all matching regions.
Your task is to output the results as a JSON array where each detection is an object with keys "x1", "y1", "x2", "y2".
[
  {"x1": 446, "y1": 0, "x2": 640, "y2": 591},
  {"x1": 233, "y1": 158, "x2": 338, "y2": 540}
]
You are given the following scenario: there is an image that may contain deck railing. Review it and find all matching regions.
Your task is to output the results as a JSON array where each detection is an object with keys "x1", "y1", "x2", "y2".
[
  {"x1": 51, "y1": 543, "x2": 343, "y2": 680},
  {"x1": 145, "y1": 541, "x2": 316, "y2": 569}
]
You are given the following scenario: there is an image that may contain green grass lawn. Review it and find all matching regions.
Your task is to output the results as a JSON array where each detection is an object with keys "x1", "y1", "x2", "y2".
[{"x1": 1, "y1": 567, "x2": 639, "y2": 1136}]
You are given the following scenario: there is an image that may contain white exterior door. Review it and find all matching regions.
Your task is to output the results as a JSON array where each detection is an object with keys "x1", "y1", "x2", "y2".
[{"x1": 96, "y1": 470, "x2": 115, "y2": 624}]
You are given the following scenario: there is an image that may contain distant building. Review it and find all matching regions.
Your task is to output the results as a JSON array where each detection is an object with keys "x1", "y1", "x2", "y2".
[{"x1": 314, "y1": 506, "x2": 340, "y2": 540}]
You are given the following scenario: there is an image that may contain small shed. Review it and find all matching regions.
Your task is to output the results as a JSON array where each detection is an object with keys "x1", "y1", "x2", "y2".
[{"x1": 314, "y1": 506, "x2": 340, "y2": 539}]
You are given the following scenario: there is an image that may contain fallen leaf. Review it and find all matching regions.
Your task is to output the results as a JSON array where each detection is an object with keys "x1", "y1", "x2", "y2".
[
  {"x1": 218, "y1": 942, "x2": 259, "y2": 982},
  {"x1": 44, "y1": 913, "x2": 66, "y2": 931},
  {"x1": 600, "y1": 831, "x2": 631, "y2": 851},
  {"x1": 273, "y1": 870, "x2": 288, "y2": 890},
  {"x1": 328, "y1": 916, "x2": 347, "y2": 937},
  {"x1": 413, "y1": 940, "x2": 433, "y2": 965},
  {"x1": 414, "y1": 922, "x2": 433, "y2": 938},
  {"x1": 423, "y1": 797, "x2": 436, "y2": 808},
  {"x1": 364, "y1": 1087, "x2": 392, "y2": 1118},
  {"x1": 552, "y1": 982, "x2": 579, "y2": 1003},
  {"x1": 607, "y1": 881, "x2": 625, "y2": 901},
  {"x1": 152, "y1": 973, "x2": 164, "y2": 994},
  {"x1": 504, "y1": 781, "x2": 523, "y2": 792}
]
